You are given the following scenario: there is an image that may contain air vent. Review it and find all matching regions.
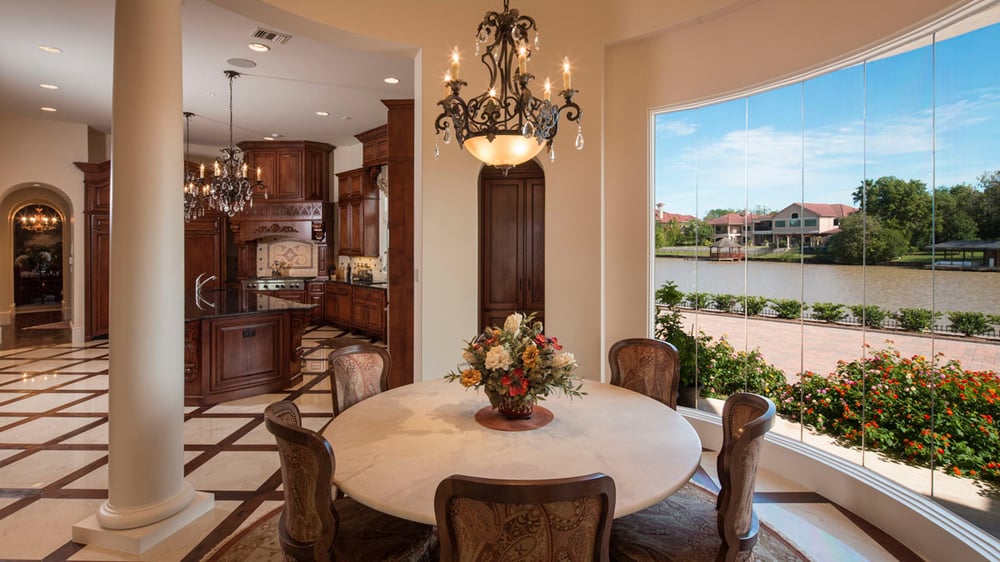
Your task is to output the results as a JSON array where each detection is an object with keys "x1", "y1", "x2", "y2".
[{"x1": 252, "y1": 27, "x2": 292, "y2": 45}]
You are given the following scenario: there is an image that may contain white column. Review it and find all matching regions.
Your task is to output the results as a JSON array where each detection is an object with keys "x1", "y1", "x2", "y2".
[{"x1": 73, "y1": 0, "x2": 213, "y2": 553}]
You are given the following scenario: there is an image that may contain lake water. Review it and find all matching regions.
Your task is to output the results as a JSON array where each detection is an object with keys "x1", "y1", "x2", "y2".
[{"x1": 654, "y1": 257, "x2": 1000, "y2": 315}]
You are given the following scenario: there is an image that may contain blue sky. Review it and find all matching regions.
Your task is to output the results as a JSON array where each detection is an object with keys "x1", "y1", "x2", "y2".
[{"x1": 654, "y1": 21, "x2": 1000, "y2": 219}]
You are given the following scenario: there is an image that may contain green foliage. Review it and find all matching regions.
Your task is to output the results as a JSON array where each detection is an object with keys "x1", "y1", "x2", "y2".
[
  {"x1": 811, "y1": 302, "x2": 845, "y2": 323},
  {"x1": 680, "y1": 219, "x2": 714, "y2": 246},
  {"x1": 655, "y1": 219, "x2": 684, "y2": 249},
  {"x1": 686, "y1": 292, "x2": 711, "y2": 309},
  {"x1": 655, "y1": 280, "x2": 685, "y2": 307},
  {"x1": 848, "y1": 304, "x2": 888, "y2": 329},
  {"x1": 776, "y1": 347, "x2": 1000, "y2": 485},
  {"x1": 741, "y1": 296, "x2": 768, "y2": 316},
  {"x1": 934, "y1": 184, "x2": 983, "y2": 242},
  {"x1": 771, "y1": 298, "x2": 806, "y2": 319},
  {"x1": 698, "y1": 337, "x2": 787, "y2": 401},
  {"x1": 711, "y1": 293, "x2": 739, "y2": 313},
  {"x1": 704, "y1": 208, "x2": 740, "y2": 220},
  {"x1": 826, "y1": 213, "x2": 909, "y2": 264},
  {"x1": 976, "y1": 170, "x2": 1000, "y2": 239},
  {"x1": 853, "y1": 176, "x2": 932, "y2": 249},
  {"x1": 948, "y1": 311, "x2": 992, "y2": 337},
  {"x1": 895, "y1": 308, "x2": 940, "y2": 332}
]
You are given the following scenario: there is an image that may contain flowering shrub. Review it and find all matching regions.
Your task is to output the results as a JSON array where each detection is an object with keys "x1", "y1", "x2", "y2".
[
  {"x1": 777, "y1": 345, "x2": 1000, "y2": 485},
  {"x1": 446, "y1": 312, "x2": 583, "y2": 409},
  {"x1": 697, "y1": 337, "x2": 787, "y2": 401}
]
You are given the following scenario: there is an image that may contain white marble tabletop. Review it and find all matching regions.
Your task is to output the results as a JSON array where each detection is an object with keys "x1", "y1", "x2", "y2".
[{"x1": 323, "y1": 378, "x2": 702, "y2": 524}]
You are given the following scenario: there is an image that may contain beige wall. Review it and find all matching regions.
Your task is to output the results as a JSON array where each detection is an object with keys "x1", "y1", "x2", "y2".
[{"x1": 0, "y1": 115, "x2": 89, "y2": 341}]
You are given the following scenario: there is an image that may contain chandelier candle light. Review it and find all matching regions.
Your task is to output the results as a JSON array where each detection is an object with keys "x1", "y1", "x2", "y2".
[
  {"x1": 16, "y1": 206, "x2": 60, "y2": 233},
  {"x1": 434, "y1": 0, "x2": 583, "y2": 171}
]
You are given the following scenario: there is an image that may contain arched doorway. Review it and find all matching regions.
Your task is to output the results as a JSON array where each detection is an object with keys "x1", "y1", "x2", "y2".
[
  {"x1": 479, "y1": 159, "x2": 545, "y2": 328},
  {"x1": 12, "y1": 204, "x2": 64, "y2": 309}
]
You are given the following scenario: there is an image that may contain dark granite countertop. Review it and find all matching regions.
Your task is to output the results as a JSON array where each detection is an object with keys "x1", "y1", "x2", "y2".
[{"x1": 186, "y1": 289, "x2": 315, "y2": 321}]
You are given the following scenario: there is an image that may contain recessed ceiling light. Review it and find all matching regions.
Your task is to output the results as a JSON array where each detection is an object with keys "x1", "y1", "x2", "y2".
[
  {"x1": 264, "y1": 136, "x2": 275, "y2": 141},
  {"x1": 341, "y1": 116, "x2": 353, "y2": 120},
  {"x1": 384, "y1": 77, "x2": 400, "y2": 84},
  {"x1": 271, "y1": 133, "x2": 283, "y2": 138},
  {"x1": 40, "y1": 107, "x2": 57, "y2": 112},
  {"x1": 39, "y1": 83, "x2": 59, "y2": 90},
  {"x1": 248, "y1": 43, "x2": 271, "y2": 52},
  {"x1": 315, "y1": 111, "x2": 329, "y2": 117},
  {"x1": 38, "y1": 45, "x2": 62, "y2": 54},
  {"x1": 225, "y1": 57, "x2": 257, "y2": 68}
]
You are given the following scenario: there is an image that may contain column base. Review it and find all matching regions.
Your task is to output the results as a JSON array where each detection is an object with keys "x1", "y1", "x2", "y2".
[{"x1": 72, "y1": 491, "x2": 214, "y2": 555}]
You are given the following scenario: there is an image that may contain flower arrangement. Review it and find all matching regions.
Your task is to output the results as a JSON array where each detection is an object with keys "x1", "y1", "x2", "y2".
[{"x1": 446, "y1": 312, "x2": 583, "y2": 417}]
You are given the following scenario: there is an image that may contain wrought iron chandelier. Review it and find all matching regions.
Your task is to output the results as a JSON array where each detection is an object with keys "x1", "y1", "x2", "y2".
[
  {"x1": 434, "y1": 0, "x2": 583, "y2": 171},
  {"x1": 199, "y1": 71, "x2": 264, "y2": 218},
  {"x1": 183, "y1": 112, "x2": 208, "y2": 222},
  {"x1": 16, "y1": 206, "x2": 60, "y2": 233}
]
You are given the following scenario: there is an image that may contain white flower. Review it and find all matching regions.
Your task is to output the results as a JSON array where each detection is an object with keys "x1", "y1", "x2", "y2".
[
  {"x1": 485, "y1": 345, "x2": 513, "y2": 371},
  {"x1": 503, "y1": 312, "x2": 523, "y2": 336},
  {"x1": 551, "y1": 351, "x2": 576, "y2": 369}
]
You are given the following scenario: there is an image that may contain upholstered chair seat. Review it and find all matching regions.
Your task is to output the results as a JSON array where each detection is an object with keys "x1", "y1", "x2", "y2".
[
  {"x1": 608, "y1": 338, "x2": 681, "y2": 409},
  {"x1": 610, "y1": 393, "x2": 776, "y2": 562},
  {"x1": 435, "y1": 473, "x2": 616, "y2": 562},
  {"x1": 327, "y1": 344, "x2": 390, "y2": 416},
  {"x1": 265, "y1": 400, "x2": 436, "y2": 561}
]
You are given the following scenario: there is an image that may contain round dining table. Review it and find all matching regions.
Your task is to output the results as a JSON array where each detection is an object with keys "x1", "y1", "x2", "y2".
[{"x1": 322, "y1": 378, "x2": 702, "y2": 525}]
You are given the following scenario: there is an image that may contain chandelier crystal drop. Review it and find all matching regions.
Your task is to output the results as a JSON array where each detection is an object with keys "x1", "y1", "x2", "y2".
[
  {"x1": 198, "y1": 71, "x2": 265, "y2": 219},
  {"x1": 434, "y1": 0, "x2": 582, "y2": 172}
]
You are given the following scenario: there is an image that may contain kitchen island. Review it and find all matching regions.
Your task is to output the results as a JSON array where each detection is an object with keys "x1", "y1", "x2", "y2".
[{"x1": 184, "y1": 289, "x2": 314, "y2": 406}]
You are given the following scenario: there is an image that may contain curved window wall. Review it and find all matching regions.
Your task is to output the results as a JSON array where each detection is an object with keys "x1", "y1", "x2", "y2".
[{"x1": 653, "y1": 12, "x2": 1000, "y2": 536}]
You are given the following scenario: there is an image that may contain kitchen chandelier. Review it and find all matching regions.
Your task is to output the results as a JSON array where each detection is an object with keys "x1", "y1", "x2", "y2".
[
  {"x1": 182, "y1": 112, "x2": 208, "y2": 222},
  {"x1": 188, "y1": 71, "x2": 264, "y2": 220},
  {"x1": 16, "y1": 205, "x2": 60, "y2": 233},
  {"x1": 434, "y1": 0, "x2": 583, "y2": 171}
]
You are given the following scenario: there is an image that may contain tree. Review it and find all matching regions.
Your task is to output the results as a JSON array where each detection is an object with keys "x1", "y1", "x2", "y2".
[
  {"x1": 654, "y1": 219, "x2": 683, "y2": 249},
  {"x1": 680, "y1": 219, "x2": 713, "y2": 246},
  {"x1": 703, "y1": 208, "x2": 739, "y2": 220},
  {"x1": 933, "y1": 184, "x2": 981, "y2": 242},
  {"x1": 826, "y1": 212, "x2": 908, "y2": 264},
  {"x1": 852, "y1": 176, "x2": 932, "y2": 249},
  {"x1": 977, "y1": 171, "x2": 1000, "y2": 239}
]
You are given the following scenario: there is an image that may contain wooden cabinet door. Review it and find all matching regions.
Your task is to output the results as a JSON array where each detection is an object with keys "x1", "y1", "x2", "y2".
[
  {"x1": 247, "y1": 149, "x2": 278, "y2": 201},
  {"x1": 275, "y1": 150, "x2": 304, "y2": 199},
  {"x1": 236, "y1": 243, "x2": 256, "y2": 279},
  {"x1": 334, "y1": 285, "x2": 351, "y2": 326},
  {"x1": 88, "y1": 213, "x2": 112, "y2": 339},
  {"x1": 307, "y1": 284, "x2": 324, "y2": 324},
  {"x1": 305, "y1": 148, "x2": 327, "y2": 200},
  {"x1": 184, "y1": 213, "x2": 225, "y2": 297},
  {"x1": 273, "y1": 290, "x2": 306, "y2": 303},
  {"x1": 479, "y1": 161, "x2": 545, "y2": 328}
]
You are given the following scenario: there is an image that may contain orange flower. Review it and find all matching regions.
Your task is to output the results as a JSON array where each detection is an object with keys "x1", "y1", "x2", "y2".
[{"x1": 459, "y1": 368, "x2": 482, "y2": 388}]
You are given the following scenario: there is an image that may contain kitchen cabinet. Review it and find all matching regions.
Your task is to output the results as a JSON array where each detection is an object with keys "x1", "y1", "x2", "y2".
[
  {"x1": 324, "y1": 281, "x2": 352, "y2": 328},
  {"x1": 356, "y1": 125, "x2": 389, "y2": 167},
  {"x1": 184, "y1": 211, "x2": 226, "y2": 296},
  {"x1": 77, "y1": 161, "x2": 112, "y2": 340},
  {"x1": 336, "y1": 168, "x2": 378, "y2": 257},
  {"x1": 241, "y1": 288, "x2": 306, "y2": 309},
  {"x1": 306, "y1": 281, "x2": 325, "y2": 324},
  {"x1": 352, "y1": 285, "x2": 387, "y2": 337},
  {"x1": 238, "y1": 140, "x2": 334, "y2": 202}
]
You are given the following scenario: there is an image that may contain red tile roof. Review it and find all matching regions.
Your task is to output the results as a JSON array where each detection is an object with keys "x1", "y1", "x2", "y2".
[
  {"x1": 801, "y1": 203, "x2": 857, "y2": 217},
  {"x1": 657, "y1": 211, "x2": 697, "y2": 223}
]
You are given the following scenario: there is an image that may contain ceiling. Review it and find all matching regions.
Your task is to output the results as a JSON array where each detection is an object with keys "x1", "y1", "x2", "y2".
[{"x1": 0, "y1": 0, "x2": 416, "y2": 152}]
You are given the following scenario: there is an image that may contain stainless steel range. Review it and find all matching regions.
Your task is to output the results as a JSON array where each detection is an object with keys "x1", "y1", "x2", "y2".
[{"x1": 243, "y1": 278, "x2": 305, "y2": 291}]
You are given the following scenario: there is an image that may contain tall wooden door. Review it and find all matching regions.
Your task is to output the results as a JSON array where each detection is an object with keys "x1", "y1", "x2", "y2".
[{"x1": 479, "y1": 160, "x2": 544, "y2": 329}]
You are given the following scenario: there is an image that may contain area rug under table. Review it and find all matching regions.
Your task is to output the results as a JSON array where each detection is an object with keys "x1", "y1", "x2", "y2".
[{"x1": 202, "y1": 483, "x2": 810, "y2": 562}]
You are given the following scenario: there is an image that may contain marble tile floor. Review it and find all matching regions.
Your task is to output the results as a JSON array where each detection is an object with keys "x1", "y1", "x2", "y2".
[{"x1": 0, "y1": 325, "x2": 917, "y2": 561}]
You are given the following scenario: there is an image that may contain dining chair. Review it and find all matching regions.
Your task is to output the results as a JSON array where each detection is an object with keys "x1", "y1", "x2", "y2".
[
  {"x1": 609, "y1": 392, "x2": 775, "y2": 562},
  {"x1": 264, "y1": 400, "x2": 437, "y2": 562},
  {"x1": 327, "y1": 344, "x2": 390, "y2": 416},
  {"x1": 434, "y1": 473, "x2": 617, "y2": 562},
  {"x1": 608, "y1": 338, "x2": 680, "y2": 409}
]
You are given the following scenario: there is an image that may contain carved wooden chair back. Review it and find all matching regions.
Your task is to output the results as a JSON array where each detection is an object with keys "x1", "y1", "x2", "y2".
[
  {"x1": 327, "y1": 344, "x2": 390, "y2": 416},
  {"x1": 264, "y1": 400, "x2": 336, "y2": 562},
  {"x1": 608, "y1": 338, "x2": 681, "y2": 409},
  {"x1": 716, "y1": 392, "x2": 776, "y2": 561},
  {"x1": 434, "y1": 473, "x2": 616, "y2": 562}
]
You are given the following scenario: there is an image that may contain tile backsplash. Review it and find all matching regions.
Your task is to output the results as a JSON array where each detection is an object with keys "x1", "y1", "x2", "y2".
[{"x1": 257, "y1": 238, "x2": 319, "y2": 278}]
